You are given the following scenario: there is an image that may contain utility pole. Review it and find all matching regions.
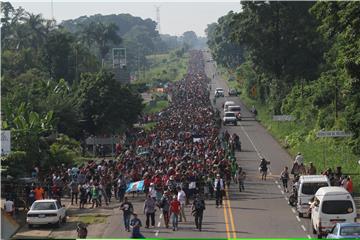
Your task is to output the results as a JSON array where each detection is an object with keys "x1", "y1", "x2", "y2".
[{"x1": 155, "y1": 6, "x2": 161, "y2": 34}]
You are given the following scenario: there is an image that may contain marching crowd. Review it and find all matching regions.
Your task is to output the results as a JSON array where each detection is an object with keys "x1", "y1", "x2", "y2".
[{"x1": 21, "y1": 50, "x2": 246, "y2": 238}]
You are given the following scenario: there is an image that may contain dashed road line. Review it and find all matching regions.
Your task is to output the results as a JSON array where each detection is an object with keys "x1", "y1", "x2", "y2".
[
  {"x1": 285, "y1": 196, "x2": 288, "y2": 201},
  {"x1": 275, "y1": 180, "x2": 278, "y2": 184},
  {"x1": 277, "y1": 185, "x2": 282, "y2": 189},
  {"x1": 281, "y1": 190, "x2": 284, "y2": 195},
  {"x1": 307, "y1": 234, "x2": 312, "y2": 239},
  {"x1": 159, "y1": 213, "x2": 163, "y2": 219},
  {"x1": 292, "y1": 208, "x2": 296, "y2": 214},
  {"x1": 301, "y1": 225, "x2": 307, "y2": 231},
  {"x1": 240, "y1": 125, "x2": 262, "y2": 158},
  {"x1": 296, "y1": 216, "x2": 301, "y2": 222},
  {"x1": 157, "y1": 222, "x2": 161, "y2": 227},
  {"x1": 155, "y1": 230, "x2": 159, "y2": 236}
]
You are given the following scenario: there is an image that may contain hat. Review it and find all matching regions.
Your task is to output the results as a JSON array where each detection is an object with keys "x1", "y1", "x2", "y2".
[{"x1": 216, "y1": 174, "x2": 220, "y2": 177}]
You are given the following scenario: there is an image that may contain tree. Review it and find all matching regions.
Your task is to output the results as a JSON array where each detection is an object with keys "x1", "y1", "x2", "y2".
[
  {"x1": 75, "y1": 71, "x2": 143, "y2": 135},
  {"x1": 182, "y1": 31, "x2": 198, "y2": 49}
]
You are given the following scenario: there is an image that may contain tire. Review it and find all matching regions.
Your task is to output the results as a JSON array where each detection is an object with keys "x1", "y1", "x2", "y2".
[
  {"x1": 298, "y1": 212, "x2": 303, "y2": 218},
  {"x1": 54, "y1": 218, "x2": 61, "y2": 228}
]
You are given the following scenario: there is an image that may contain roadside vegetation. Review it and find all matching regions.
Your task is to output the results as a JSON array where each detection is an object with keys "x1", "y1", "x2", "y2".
[{"x1": 207, "y1": 1, "x2": 360, "y2": 191}]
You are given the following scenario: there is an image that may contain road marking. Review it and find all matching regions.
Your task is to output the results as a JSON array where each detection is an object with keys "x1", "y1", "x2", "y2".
[
  {"x1": 159, "y1": 213, "x2": 163, "y2": 219},
  {"x1": 277, "y1": 185, "x2": 282, "y2": 189},
  {"x1": 225, "y1": 189, "x2": 237, "y2": 239},
  {"x1": 307, "y1": 234, "x2": 312, "y2": 239},
  {"x1": 157, "y1": 222, "x2": 161, "y2": 227},
  {"x1": 155, "y1": 230, "x2": 159, "y2": 236},
  {"x1": 281, "y1": 190, "x2": 284, "y2": 195},
  {"x1": 296, "y1": 216, "x2": 301, "y2": 222},
  {"x1": 301, "y1": 225, "x2": 307, "y2": 231},
  {"x1": 292, "y1": 208, "x2": 296, "y2": 214},
  {"x1": 223, "y1": 196, "x2": 231, "y2": 239},
  {"x1": 285, "y1": 196, "x2": 288, "y2": 201},
  {"x1": 240, "y1": 125, "x2": 262, "y2": 158},
  {"x1": 275, "y1": 180, "x2": 278, "y2": 184}
]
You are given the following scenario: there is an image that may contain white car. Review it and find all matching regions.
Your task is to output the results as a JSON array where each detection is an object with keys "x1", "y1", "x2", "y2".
[
  {"x1": 27, "y1": 199, "x2": 66, "y2": 228},
  {"x1": 223, "y1": 111, "x2": 237, "y2": 126}
]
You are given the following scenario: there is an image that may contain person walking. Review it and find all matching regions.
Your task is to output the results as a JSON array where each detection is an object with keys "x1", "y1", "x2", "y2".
[
  {"x1": 159, "y1": 191, "x2": 170, "y2": 228},
  {"x1": 130, "y1": 213, "x2": 144, "y2": 238},
  {"x1": 69, "y1": 180, "x2": 79, "y2": 205},
  {"x1": 170, "y1": 195, "x2": 181, "y2": 231},
  {"x1": 90, "y1": 184, "x2": 99, "y2": 209},
  {"x1": 259, "y1": 158, "x2": 270, "y2": 181},
  {"x1": 120, "y1": 197, "x2": 134, "y2": 232},
  {"x1": 4, "y1": 197, "x2": 14, "y2": 216},
  {"x1": 143, "y1": 195, "x2": 156, "y2": 228},
  {"x1": 177, "y1": 186, "x2": 187, "y2": 222},
  {"x1": 79, "y1": 185, "x2": 87, "y2": 209},
  {"x1": 214, "y1": 174, "x2": 224, "y2": 208},
  {"x1": 237, "y1": 168, "x2": 246, "y2": 192},
  {"x1": 280, "y1": 166, "x2": 290, "y2": 192},
  {"x1": 192, "y1": 194, "x2": 206, "y2": 231},
  {"x1": 294, "y1": 152, "x2": 304, "y2": 165},
  {"x1": 307, "y1": 162, "x2": 317, "y2": 175}
]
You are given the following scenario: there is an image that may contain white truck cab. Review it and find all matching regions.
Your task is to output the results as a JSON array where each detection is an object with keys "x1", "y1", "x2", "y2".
[{"x1": 297, "y1": 175, "x2": 330, "y2": 218}]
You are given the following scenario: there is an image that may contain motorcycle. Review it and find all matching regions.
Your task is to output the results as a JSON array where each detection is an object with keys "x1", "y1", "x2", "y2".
[{"x1": 288, "y1": 185, "x2": 298, "y2": 207}]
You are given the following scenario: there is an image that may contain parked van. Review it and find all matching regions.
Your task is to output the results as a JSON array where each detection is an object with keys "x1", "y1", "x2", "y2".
[
  {"x1": 311, "y1": 186, "x2": 357, "y2": 238},
  {"x1": 223, "y1": 101, "x2": 235, "y2": 112},
  {"x1": 297, "y1": 175, "x2": 330, "y2": 218},
  {"x1": 228, "y1": 105, "x2": 241, "y2": 120}
]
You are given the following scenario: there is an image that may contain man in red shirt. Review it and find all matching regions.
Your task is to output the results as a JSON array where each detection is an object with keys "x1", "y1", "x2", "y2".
[
  {"x1": 346, "y1": 176, "x2": 353, "y2": 195},
  {"x1": 169, "y1": 195, "x2": 181, "y2": 231},
  {"x1": 34, "y1": 186, "x2": 44, "y2": 200}
]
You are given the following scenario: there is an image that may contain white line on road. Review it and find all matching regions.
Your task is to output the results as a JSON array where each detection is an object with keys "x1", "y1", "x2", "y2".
[
  {"x1": 159, "y1": 213, "x2": 163, "y2": 219},
  {"x1": 277, "y1": 185, "x2": 282, "y2": 189},
  {"x1": 155, "y1": 230, "x2": 159, "y2": 236},
  {"x1": 292, "y1": 208, "x2": 296, "y2": 214},
  {"x1": 301, "y1": 225, "x2": 307, "y2": 231},
  {"x1": 285, "y1": 196, "x2": 288, "y2": 201},
  {"x1": 240, "y1": 125, "x2": 262, "y2": 158},
  {"x1": 275, "y1": 180, "x2": 278, "y2": 184},
  {"x1": 307, "y1": 234, "x2": 312, "y2": 239},
  {"x1": 281, "y1": 190, "x2": 284, "y2": 195},
  {"x1": 296, "y1": 216, "x2": 301, "y2": 222},
  {"x1": 157, "y1": 222, "x2": 161, "y2": 227}
]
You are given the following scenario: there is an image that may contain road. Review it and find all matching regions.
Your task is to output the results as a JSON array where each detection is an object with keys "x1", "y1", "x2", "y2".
[{"x1": 15, "y1": 51, "x2": 317, "y2": 239}]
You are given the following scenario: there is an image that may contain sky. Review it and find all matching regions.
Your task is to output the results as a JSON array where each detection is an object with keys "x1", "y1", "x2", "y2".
[{"x1": 10, "y1": 1, "x2": 242, "y2": 37}]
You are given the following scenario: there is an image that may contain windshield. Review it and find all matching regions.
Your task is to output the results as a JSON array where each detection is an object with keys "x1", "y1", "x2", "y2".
[
  {"x1": 301, "y1": 182, "x2": 328, "y2": 195},
  {"x1": 340, "y1": 226, "x2": 360, "y2": 236},
  {"x1": 225, "y1": 113, "x2": 235, "y2": 117},
  {"x1": 32, "y1": 202, "x2": 57, "y2": 210},
  {"x1": 229, "y1": 107, "x2": 241, "y2": 112},
  {"x1": 322, "y1": 200, "x2": 354, "y2": 214}
]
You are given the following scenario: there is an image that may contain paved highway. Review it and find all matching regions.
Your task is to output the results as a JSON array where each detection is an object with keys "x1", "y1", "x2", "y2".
[{"x1": 14, "y1": 51, "x2": 317, "y2": 239}]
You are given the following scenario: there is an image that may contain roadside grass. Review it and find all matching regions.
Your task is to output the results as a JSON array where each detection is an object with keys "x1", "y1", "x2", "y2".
[
  {"x1": 220, "y1": 71, "x2": 360, "y2": 192},
  {"x1": 69, "y1": 214, "x2": 109, "y2": 224},
  {"x1": 143, "y1": 100, "x2": 169, "y2": 114},
  {"x1": 143, "y1": 122, "x2": 156, "y2": 132}
]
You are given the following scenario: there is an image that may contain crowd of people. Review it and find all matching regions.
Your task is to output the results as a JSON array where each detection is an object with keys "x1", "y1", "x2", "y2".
[{"x1": 17, "y1": 50, "x2": 247, "y2": 237}]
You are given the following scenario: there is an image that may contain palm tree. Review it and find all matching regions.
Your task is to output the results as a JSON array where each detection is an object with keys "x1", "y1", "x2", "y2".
[
  {"x1": 22, "y1": 13, "x2": 46, "y2": 49},
  {"x1": 80, "y1": 21, "x2": 121, "y2": 67}
]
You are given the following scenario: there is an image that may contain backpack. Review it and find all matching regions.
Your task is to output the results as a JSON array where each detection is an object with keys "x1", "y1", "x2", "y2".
[{"x1": 194, "y1": 200, "x2": 205, "y2": 211}]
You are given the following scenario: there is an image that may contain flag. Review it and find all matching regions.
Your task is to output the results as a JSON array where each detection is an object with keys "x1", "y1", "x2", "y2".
[{"x1": 126, "y1": 180, "x2": 144, "y2": 193}]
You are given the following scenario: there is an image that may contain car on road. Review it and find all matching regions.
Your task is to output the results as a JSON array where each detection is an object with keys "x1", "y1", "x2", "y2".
[
  {"x1": 311, "y1": 187, "x2": 357, "y2": 238},
  {"x1": 297, "y1": 175, "x2": 330, "y2": 218},
  {"x1": 223, "y1": 111, "x2": 237, "y2": 126},
  {"x1": 215, "y1": 88, "x2": 224, "y2": 97},
  {"x1": 223, "y1": 101, "x2": 235, "y2": 112},
  {"x1": 228, "y1": 105, "x2": 242, "y2": 120},
  {"x1": 228, "y1": 88, "x2": 239, "y2": 96},
  {"x1": 326, "y1": 223, "x2": 360, "y2": 239},
  {"x1": 27, "y1": 199, "x2": 66, "y2": 228}
]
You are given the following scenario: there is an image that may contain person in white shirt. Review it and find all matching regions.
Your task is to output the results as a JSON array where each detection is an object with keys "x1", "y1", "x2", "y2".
[
  {"x1": 294, "y1": 152, "x2": 304, "y2": 165},
  {"x1": 214, "y1": 174, "x2": 224, "y2": 207},
  {"x1": 177, "y1": 187, "x2": 187, "y2": 222},
  {"x1": 4, "y1": 198, "x2": 14, "y2": 216},
  {"x1": 149, "y1": 183, "x2": 157, "y2": 199}
]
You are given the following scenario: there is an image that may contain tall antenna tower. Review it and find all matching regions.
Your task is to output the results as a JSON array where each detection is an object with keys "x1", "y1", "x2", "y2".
[
  {"x1": 155, "y1": 6, "x2": 161, "y2": 34},
  {"x1": 51, "y1": 0, "x2": 54, "y2": 20}
]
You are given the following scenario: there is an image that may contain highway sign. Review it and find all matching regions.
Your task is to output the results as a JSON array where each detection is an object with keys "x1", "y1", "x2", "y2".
[
  {"x1": 272, "y1": 115, "x2": 295, "y2": 121},
  {"x1": 316, "y1": 130, "x2": 353, "y2": 138}
]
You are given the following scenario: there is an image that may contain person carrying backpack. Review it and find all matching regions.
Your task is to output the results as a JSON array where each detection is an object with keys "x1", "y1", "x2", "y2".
[{"x1": 192, "y1": 194, "x2": 206, "y2": 231}]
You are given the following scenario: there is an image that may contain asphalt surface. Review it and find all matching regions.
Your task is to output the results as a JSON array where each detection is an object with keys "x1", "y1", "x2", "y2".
[{"x1": 14, "y1": 51, "x2": 319, "y2": 239}]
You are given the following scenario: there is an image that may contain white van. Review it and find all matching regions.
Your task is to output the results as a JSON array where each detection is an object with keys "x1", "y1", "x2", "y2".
[
  {"x1": 297, "y1": 175, "x2": 330, "y2": 218},
  {"x1": 311, "y1": 186, "x2": 357, "y2": 238},
  {"x1": 228, "y1": 105, "x2": 241, "y2": 120},
  {"x1": 223, "y1": 101, "x2": 235, "y2": 112}
]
